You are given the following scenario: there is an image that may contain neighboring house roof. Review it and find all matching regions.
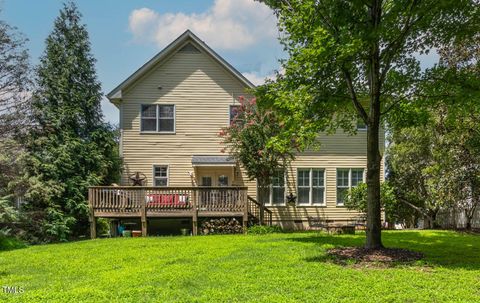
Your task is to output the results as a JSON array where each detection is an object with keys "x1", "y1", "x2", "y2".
[
  {"x1": 192, "y1": 155, "x2": 236, "y2": 166},
  {"x1": 106, "y1": 30, "x2": 255, "y2": 103}
]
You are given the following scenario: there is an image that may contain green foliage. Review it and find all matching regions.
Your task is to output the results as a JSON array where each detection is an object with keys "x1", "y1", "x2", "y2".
[
  {"x1": 22, "y1": 3, "x2": 121, "y2": 242},
  {"x1": 220, "y1": 96, "x2": 295, "y2": 191},
  {"x1": 0, "y1": 231, "x2": 479, "y2": 302},
  {"x1": 0, "y1": 195, "x2": 18, "y2": 226},
  {"x1": 96, "y1": 218, "x2": 111, "y2": 236},
  {"x1": 0, "y1": 236, "x2": 26, "y2": 251},
  {"x1": 344, "y1": 182, "x2": 409, "y2": 224},
  {"x1": 258, "y1": 0, "x2": 479, "y2": 247},
  {"x1": 247, "y1": 224, "x2": 283, "y2": 235},
  {"x1": 388, "y1": 35, "x2": 480, "y2": 229},
  {"x1": 0, "y1": 196, "x2": 25, "y2": 251}
]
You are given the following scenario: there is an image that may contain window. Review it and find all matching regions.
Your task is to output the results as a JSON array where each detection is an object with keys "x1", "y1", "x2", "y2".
[
  {"x1": 258, "y1": 170, "x2": 285, "y2": 206},
  {"x1": 229, "y1": 105, "x2": 242, "y2": 125},
  {"x1": 153, "y1": 165, "x2": 168, "y2": 186},
  {"x1": 141, "y1": 104, "x2": 175, "y2": 132},
  {"x1": 357, "y1": 118, "x2": 367, "y2": 130},
  {"x1": 312, "y1": 169, "x2": 325, "y2": 205},
  {"x1": 201, "y1": 176, "x2": 212, "y2": 186},
  {"x1": 297, "y1": 168, "x2": 325, "y2": 206},
  {"x1": 271, "y1": 170, "x2": 285, "y2": 205},
  {"x1": 218, "y1": 175, "x2": 229, "y2": 187},
  {"x1": 141, "y1": 105, "x2": 157, "y2": 131},
  {"x1": 336, "y1": 168, "x2": 364, "y2": 205},
  {"x1": 297, "y1": 169, "x2": 310, "y2": 205}
]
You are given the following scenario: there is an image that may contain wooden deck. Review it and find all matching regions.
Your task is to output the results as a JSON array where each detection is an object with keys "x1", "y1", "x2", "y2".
[{"x1": 88, "y1": 186, "x2": 251, "y2": 237}]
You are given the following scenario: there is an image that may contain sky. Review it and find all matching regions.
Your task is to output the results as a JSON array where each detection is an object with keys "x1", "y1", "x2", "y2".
[
  {"x1": 1, "y1": 0, "x2": 283, "y2": 125},
  {"x1": 2, "y1": 0, "x2": 438, "y2": 125}
]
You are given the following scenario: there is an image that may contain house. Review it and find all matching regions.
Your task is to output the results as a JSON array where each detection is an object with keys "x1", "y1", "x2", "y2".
[{"x1": 88, "y1": 30, "x2": 385, "y2": 237}]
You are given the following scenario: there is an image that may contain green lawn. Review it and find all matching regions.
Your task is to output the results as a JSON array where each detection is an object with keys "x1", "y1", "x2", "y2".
[{"x1": 0, "y1": 230, "x2": 479, "y2": 302}]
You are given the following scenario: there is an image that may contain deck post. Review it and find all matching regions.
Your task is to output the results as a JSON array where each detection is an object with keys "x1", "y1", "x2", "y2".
[
  {"x1": 88, "y1": 188, "x2": 96, "y2": 239},
  {"x1": 89, "y1": 208, "x2": 96, "y2": 239},
  {"x1": 192, "y1": 188, "x2": 198, "y2": 235},
  {"x1": 243, "y1": 190, "x2": 249, "y2": 233},
  {"x1": 141, "y1": 188, "x2": 147, "y2": 237}
]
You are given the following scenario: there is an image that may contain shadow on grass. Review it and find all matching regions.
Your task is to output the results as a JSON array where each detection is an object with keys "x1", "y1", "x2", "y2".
[{"x1": 286, "y1": 230, "x2": 480, "y2": 270}]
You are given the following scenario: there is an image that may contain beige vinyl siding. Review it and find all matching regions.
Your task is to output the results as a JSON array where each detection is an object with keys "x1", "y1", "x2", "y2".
[
  {"x1": 120, "y1": 41, "x2": 247, "y2": 186},
  {"x1": 244, "y1": 154, "x2": 385, "y2": 226},
  {"x1": 117, "y1": 37, "x2": 385, "y2": 225}
]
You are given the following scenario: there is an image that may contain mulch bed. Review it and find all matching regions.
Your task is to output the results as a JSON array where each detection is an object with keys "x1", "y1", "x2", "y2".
[{"x1": 327, "y1": 247, "x2": 424, "y2": 267}]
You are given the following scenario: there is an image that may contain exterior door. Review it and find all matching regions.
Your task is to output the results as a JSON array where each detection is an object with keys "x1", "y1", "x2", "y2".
[{"x1": 196, "y1": 167, "x2": 232, "y2": 187}]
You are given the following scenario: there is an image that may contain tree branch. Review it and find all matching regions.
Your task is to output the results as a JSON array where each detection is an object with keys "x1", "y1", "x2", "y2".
[{"x1": 342, "y1": 68, "x2": 369, "y2": 123}]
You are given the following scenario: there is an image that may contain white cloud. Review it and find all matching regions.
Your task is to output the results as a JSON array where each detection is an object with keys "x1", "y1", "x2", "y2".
[
  {"x1": 242, "y1": 71, "x2": 275, "y2": 86},
  {"x1": 128, "y1": 0, "x2": 278, "y2": 50}
]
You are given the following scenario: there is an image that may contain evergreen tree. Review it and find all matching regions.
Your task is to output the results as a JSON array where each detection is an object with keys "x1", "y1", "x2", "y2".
[{"x1": 23, "y1": 2, "x2": 120, "y2": 242}]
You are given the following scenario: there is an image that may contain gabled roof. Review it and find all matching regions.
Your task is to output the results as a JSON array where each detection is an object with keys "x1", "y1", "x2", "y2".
[{"x1": 106, "y1": 30, "x2": 255, "y2": 102}]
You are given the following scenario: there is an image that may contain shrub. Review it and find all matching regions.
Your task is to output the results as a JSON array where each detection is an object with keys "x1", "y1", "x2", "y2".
[
  {"x1": 247, "y1": 224, "x2": 283, "y2": 235},
  {"x1": 0, "y1": 235, "x2": 26, "y2": 251},
  {"x1": 96, "y1": 218, "x2": 111, "y2": 237}
]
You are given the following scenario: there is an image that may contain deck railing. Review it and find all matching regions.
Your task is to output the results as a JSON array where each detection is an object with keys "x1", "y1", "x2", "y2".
[
  {"x1": 88, "y1": 186, "x2": 248, "y2": 216},
  {"x1": 247, "y1": 196, "x2": 273, "y2": 226}
]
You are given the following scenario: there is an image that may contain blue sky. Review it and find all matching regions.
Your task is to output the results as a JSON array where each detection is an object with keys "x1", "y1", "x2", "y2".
[
  {"x1": 2, "y1": 0, "x2": 438, "y2": 125},
  {"x1": 2, "y1": 0, "x2": 283, "y2": 125}
]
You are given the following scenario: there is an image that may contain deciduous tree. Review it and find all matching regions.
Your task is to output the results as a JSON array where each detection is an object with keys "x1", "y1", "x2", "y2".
[{"x1": 258, "y1": 0, "x2": 479, "y2": 248}]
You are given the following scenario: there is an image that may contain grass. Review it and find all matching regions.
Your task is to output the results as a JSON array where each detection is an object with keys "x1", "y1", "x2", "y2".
[{"x1": 0, "y1": 230, "x2": 479, "y2": 302}]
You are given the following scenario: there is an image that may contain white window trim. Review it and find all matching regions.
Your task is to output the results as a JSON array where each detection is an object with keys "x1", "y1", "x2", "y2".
[
  {"x1": 296, "y1": 168, "x2": 326, "y2": 206},
  {"x1": 336, "y1": 168, "x2": 365, "y2": 206},
  {"x1": 140, "y1": 104, "x2": 176, "y2": 134},
  {"x1": 153, "y1": 165, "x2": 169, "y2": 187},
  {"x1": 257, "y1": 169, "x2": 287, "y2": 207}
]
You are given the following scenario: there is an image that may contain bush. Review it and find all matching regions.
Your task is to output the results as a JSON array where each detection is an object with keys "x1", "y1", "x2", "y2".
[
  {"x1": 247, "y1": 224, "x2": 283, "y2": 235},
  {"x1": 0, "y1": 235, "x2": 26, "y2": 251},
  {"x1": 97, "y1": 218, "x2": 111, "y2": 237}
]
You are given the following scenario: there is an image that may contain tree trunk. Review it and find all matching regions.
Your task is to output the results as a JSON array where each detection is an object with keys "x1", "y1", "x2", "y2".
[
  {"x1": 465, "y1": 209, "x2": 473, "y2": 230},
  {"x1": 365, "y1": 119, "x2": 383, "y2": 249},
  {"x1": 423, "y1": 215, "x2": 433, "y2": 229},
  {"x1": 364, "y1": 0, "x2": 384, "y2": 250},
  {"x1": 257, "y1": 178, "x2": 270, "y2": 226}
]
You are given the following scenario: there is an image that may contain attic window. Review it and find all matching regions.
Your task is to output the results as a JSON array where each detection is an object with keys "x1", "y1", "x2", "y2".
[{"x1": 178, "y1": 43, "x2": 200, "y2": 54}]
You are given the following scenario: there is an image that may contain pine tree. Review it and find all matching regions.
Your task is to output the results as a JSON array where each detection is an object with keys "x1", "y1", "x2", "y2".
[{"x1": 23, "y1": 2, "x2": 120, "y2": 242}]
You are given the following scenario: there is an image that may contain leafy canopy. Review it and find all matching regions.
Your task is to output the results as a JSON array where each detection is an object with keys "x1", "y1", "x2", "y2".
[{"x1": 220, "y1": 96, "x2": 295, "y2": 187}]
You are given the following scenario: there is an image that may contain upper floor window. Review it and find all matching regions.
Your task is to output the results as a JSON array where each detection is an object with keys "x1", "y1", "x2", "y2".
[
  {"x1": 141, "y1": 104, "x2": 175, "y2": 133},
  {"x1": 357, "y1": 118, "x2": 367, "y2": 131},
  {"x1": 336, "y1": 168, "x2": 364, "y2": 205},
  {"x1": 229, "y1": 105, "x2": 242, "y2": 125},
  {"x1": 297, "y1": 168, "x2": 325, "y2": 206},
  {"x1": 153, "y1": 165, "x2": 169, "y2": 186}
]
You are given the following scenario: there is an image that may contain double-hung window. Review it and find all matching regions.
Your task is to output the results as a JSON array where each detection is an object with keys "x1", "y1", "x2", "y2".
[
  {"x1": 257, "y1": 169, "x2": 285, "y2": 206},
  {"x1": 297, "y1": 168, "x2": 325, "y2": 206},
  {"x1": 141, "y1": 104, "x2": 175, "y2": 133},
  {"x1": 153, "y1": 165, "x2": 169, "y2": 186},
  {"x1": 336, "y1": 168, "x2": 364, "y2": 205}
]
